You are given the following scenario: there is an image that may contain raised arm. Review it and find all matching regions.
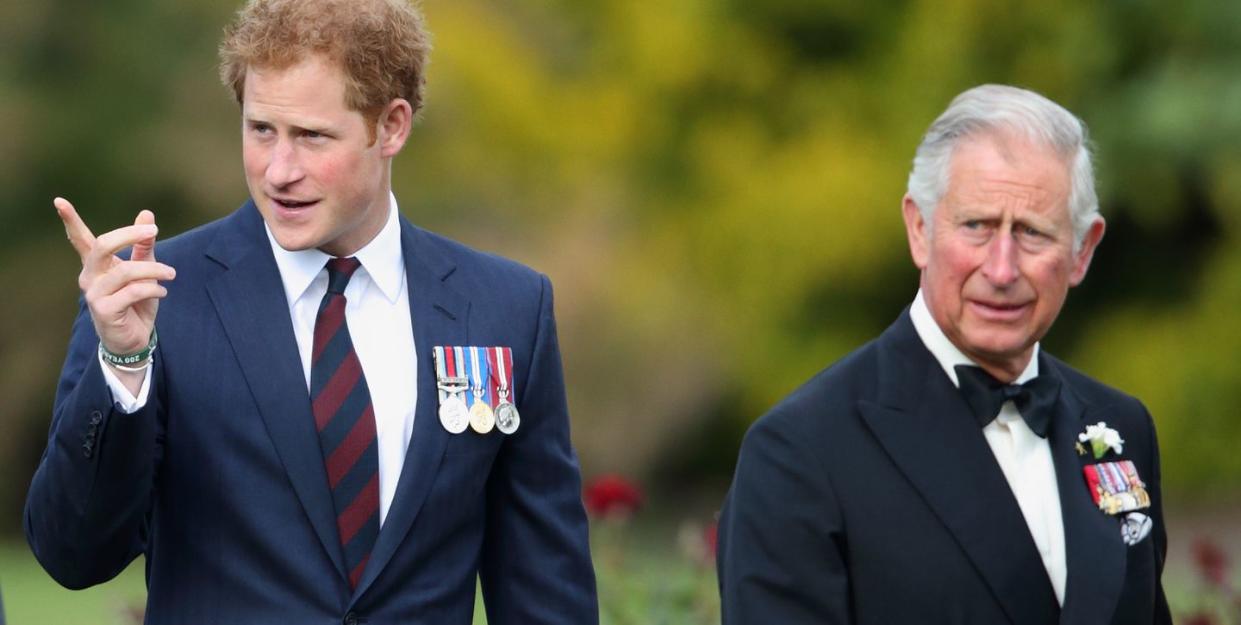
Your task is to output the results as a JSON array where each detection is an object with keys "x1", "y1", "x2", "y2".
[{"x1": 24, "y1": 198, "x2": 175, "y2": 589}]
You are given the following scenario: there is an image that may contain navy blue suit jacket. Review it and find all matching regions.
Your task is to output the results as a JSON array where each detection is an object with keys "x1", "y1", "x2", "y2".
[
  {"x1": 26, "y1": 202, "x2": 598, "y2": 624},
  {"x1": 718, "y1": 310, "x2": 1171, "y2": 625}
]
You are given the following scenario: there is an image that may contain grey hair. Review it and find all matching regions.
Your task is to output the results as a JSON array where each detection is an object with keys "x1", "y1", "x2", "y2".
[{"x1": 906, "y1": 84, "x2": 1099, "y2": 249}]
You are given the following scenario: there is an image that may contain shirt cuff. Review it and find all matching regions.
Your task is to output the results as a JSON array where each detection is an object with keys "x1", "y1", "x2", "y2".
[{"x1": 98, "y1": 351, "x2": 152, "y2": 413}]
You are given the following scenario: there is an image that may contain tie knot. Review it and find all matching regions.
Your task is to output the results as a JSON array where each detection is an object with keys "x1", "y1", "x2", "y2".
[
  {"x1": 325, "y1": 257, "x2": 361, "y2": 294},
  {"x1": 1000, "y1": 384, "x2": 1025, "y2": 402},
  {"x1": 953, "y1": 364, "x2": 1061, "y2": 438}
]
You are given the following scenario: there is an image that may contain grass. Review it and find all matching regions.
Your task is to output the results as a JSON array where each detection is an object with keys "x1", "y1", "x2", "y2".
[
  {"x1": 0, "y1": 519, "x2": 718, "y2": 625},
  {"x1": 0, "y1": 541, "x2": 483, "y2": 625},
  {"x1": 1, "y1": 542, "x2": 146, "y2": 625},
  {"x1": 3, "y1": 513, "x2": 1232, "y2": 625}
]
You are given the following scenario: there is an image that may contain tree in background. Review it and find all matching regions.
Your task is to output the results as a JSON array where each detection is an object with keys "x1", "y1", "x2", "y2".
[{"x1": 4, "y1": 0, "x2": 1241, "y2": 533}]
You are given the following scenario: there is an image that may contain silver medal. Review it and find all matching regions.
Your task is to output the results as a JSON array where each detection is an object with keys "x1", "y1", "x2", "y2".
[
  {"x1": 439, "y1": 396, "x2": 470, "y2": 434},
  {"x1": 436, "y1": 346, "x2": 471, "y2": 434},
  {"x1": 495, "y1": 401, "x2": 520, "y2": 434},
  {"x1": 491, "y1": 346, "x2": 520, "y2": 434}
]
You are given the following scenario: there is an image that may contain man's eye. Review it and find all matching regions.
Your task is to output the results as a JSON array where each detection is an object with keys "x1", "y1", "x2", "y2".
[{"x1": 963, "y1": 220, "x2": 983, "y2": 230}]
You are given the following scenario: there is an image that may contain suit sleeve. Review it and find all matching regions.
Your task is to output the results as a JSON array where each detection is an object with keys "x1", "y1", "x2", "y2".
[
  {"x1": 718, "y1": 410, "x2": 853, "y2": 625},
  {"x1": 478, "y1": 275, "x2": 598, "y2": 625},
  {"x1": 24, "y1": 298, "x2": 163, "y2": 589}
]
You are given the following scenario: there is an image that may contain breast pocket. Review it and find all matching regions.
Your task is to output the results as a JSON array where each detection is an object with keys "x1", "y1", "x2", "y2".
[{"x1": 413, "y1": 438, "x2": 500, "y2": 539}]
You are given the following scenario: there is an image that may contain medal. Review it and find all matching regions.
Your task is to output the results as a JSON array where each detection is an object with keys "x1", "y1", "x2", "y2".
[
  {"x1": 470, "y1": 401, "x2": 495, "y2": 433},
  {"x1": 1120, "y1": 512, "x2": 1153, "y2": 546},
  {"x1": 434, "y1": 346, "x2": 470, "y2": 434},
  {"x1": 439, "y1": 398, "x2": 470, "y2": 434},
  {"x1": 467, "y1": 346, "x2": 495, "y2": 434},
  {"x1": 495, "y1": 401, "x2": 520, "y2": 435},
  {"x1": 1083, "y1": 460, "x2": 1151, "y2": 515},
  {"x1": 489, "y1": 346, "x2": 521, "y2": 434}
]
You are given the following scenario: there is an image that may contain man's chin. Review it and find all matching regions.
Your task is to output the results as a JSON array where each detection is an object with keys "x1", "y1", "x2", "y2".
[
  {"x1": 269, "y1": 228, "x2": 321, "y2": 253},
  {"x1": 960, "y1": 333, "x2": 1037, "y2": 369}
]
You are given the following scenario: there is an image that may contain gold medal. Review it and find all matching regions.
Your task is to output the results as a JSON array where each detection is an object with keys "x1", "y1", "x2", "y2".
[
  {"x1": 467, "y1": 346, "x2": 496, "y2": 434},
  {"x1": 470, "y1": 401, "x2": 495, "y2": 434}
]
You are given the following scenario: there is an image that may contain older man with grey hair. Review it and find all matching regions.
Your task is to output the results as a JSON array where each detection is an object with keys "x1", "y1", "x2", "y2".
[{"x1": 718, "y1": 84, "x2": 1171, "y2": 625}]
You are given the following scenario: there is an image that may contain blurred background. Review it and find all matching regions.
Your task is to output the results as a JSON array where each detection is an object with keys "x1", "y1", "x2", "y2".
[{"x1": 2, "y1": 0, "x2": 1239, "y2": 622}]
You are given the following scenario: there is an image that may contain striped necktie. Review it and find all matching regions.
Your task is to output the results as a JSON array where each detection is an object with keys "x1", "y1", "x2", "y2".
[{"x1": 310, "y1": 257, "x2": 380, "y2": 589}]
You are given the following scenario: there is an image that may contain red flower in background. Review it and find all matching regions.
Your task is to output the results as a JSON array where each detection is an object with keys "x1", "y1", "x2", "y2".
[
  {"x1": 704, "y1": 520, "x2": 719, "y2": 560},
  {"x1": 1192, "y1": 538, "x2": 1230, "y2": 588},
  {"x1": 583, "y1": 474, "x2": 643, "y2": 520},
  {"x1": 1181, "y1": 614, "x2": 1218, "y2": 625}
]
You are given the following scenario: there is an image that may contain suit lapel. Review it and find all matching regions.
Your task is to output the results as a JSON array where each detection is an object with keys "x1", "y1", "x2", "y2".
[
  {"x1": 858, "y1": 313, "x2": 1059, "y2": 625},
  {"x1": 1043, "y1": 357, "x2": 1125, "y2": 625},
  {"x1": 353, "y1": 219, "x2": 469, "y2": 599},
  {"x1": 203, "y1": 203, "x2": 347, "y2": 581}
]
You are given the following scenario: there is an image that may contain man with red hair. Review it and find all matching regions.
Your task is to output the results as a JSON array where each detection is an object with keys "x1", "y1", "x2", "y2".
[{"x1": 27, "y1": 1, "x2": 597, "y2": 623}]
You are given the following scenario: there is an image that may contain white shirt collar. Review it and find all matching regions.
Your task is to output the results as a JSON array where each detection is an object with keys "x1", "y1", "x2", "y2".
[
  {"x1": 264, "y1": 192, "x2": 406, "y2": 305},
  {"x1": 909, "y1": 289, "x2": 1039, "y2": 388}
]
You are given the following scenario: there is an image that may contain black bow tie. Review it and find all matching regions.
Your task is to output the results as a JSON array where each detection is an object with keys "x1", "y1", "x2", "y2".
[{"x1": 953, "y1": 365, "x2": 1061, "y2": 438}]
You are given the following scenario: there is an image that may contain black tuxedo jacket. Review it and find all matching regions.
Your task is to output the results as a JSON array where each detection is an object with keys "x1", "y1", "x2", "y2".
[{"x1": 718, "y1": 310, "x2": 1171, "y2": 625}]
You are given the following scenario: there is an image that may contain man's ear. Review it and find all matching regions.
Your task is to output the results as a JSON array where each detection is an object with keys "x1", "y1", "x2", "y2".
[
  {"x1": 902, "y1": 194, "x2": 930, "y2": 270},
  {"x1": 1069, "y1": 217, "x2": 1106, "y2": 286},
  {"x1": 377, "y1": 98, "x2": 413, "y2": 158}
]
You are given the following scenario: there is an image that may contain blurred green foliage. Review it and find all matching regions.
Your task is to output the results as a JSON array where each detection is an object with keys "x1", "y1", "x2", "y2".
[
  {"x1": 0, "y1": 541, "x2": 145, "y2": 624},
  {"x1": 3, "y1": 0, "x2": 1240, "y2": 542}
]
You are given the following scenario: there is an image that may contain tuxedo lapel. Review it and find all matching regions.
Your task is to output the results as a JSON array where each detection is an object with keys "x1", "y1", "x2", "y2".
[
  {"x1": 857, "y1": 313, "x2": 1059, "y2": 625},
  {"x1": 353, "y1": 219, "x2": 469, "y2": 599},
  {"x1": 1043, "y1": 357, "x2": 1125, "y2": 625},
  {"x1": 203, "y1": 203, "x2": 348, "y2": 581}
]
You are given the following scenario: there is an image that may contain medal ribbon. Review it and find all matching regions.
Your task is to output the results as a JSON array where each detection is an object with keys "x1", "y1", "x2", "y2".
[
  {"x1": 488, "y1": 346, "x2": 516, "y2": 404},
  {"x1": 1119, "y1": 461, "x2": 1135, "y2": 488},
  {"x1": 501, "y1": 347, "x2": 516, "y2": 401},
  {"x1": 1111, "y1": 462, "x2": 1130, "y2": 494},
  {"x1": 487, "y1": 347, "x2": 504, "y2": 406},
  {"x1": 1101, "y1": 462, "x2": 1121, "y2": 495},
  {"x1": 434, "y1": 346, "x2": 449, "y2": 405},
  {"x1": 468, "y1": 346, "x2": 492, "y2": 408},
  {"x1": 452, "y1": 346, "x2": 466, "y2": 404}
]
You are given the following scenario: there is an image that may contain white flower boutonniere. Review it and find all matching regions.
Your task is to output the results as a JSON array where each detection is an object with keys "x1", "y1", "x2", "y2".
[{"x1": 1078, "y1": 422, "x2": 1124, "y2": 459}]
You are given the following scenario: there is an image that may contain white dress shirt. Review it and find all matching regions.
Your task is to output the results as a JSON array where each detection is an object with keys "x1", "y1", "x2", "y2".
[
  {"x1": 909, "y1": 290, "x2": 1067, "y2": 605},
  {"x1": 103, "y1": 195, "x2": 418, "y2": 527}
]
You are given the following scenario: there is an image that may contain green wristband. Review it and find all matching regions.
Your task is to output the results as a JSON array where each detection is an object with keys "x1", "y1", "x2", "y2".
[{"x1": 99, "y1": 329, "x2": 158, "y2": 366}]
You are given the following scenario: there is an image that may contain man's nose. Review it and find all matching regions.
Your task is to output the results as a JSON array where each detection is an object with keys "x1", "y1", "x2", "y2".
[
  {"x1": 265, "y1": 140, "x2": 304, "y2": 188},
  {"x1": 981, "y1": 228, "x2": 1020, "y2": 286}
]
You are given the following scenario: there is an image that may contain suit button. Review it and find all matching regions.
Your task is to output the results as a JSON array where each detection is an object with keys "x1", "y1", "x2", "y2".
[
  {"x1": 82, "y1": 443, "x2": 93, "y2": 459},
  {"x1": 89, "y1": 410, "x2": 103, "y2": 426},
  {"x1": 342, "y1": 612, "x2": 358, "y2": 625}
]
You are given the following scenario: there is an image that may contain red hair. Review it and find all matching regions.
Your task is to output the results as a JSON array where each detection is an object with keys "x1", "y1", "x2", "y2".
[{"x1": 218, "y1": 0, "x2": 431, "y2": 126}]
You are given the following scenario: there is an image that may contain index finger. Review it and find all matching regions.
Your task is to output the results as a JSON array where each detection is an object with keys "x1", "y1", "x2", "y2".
[{"x1": 54, "y1": 197, "x2": 96, "y2": 260}]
